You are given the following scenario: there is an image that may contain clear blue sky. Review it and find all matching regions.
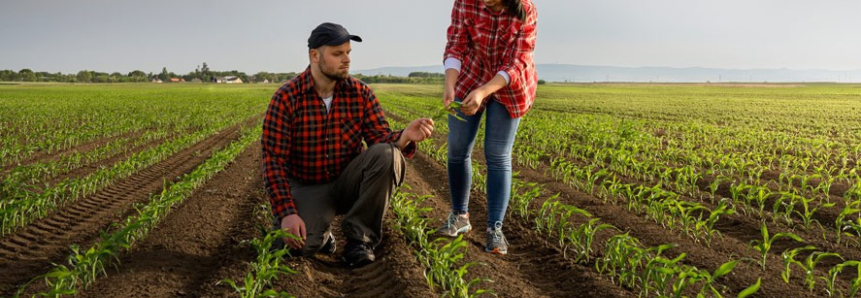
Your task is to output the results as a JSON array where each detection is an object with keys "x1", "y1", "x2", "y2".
[{"x1": 2, "y1": 0, "x2": 860, "y2": 74}]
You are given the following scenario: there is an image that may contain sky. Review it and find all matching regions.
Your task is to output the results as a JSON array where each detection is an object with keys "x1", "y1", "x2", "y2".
[{"x1": 1, "y1": 0, "x2": 860, "y2": 74}]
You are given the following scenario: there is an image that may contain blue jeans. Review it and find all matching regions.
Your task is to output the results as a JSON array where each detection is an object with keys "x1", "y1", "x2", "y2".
[{"x1": 448, "y1": 99, "x2": 521, "y2": 229}]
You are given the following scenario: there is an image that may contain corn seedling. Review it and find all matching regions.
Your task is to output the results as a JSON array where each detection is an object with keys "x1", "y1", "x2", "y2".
[
  {"x1": 218, "y1": 229, "x2": 299, "y2": 298},
  {"x1": 749, "y1": 221, "x2": 805, "y2": 270}
]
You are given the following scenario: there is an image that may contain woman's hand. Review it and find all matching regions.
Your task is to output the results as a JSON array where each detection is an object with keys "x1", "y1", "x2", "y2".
[
  {"x1": 443, "y1": 86, "x2": 455, "y2": 109},
  {"x1": 460, "y1": 88, "x2": 488, "y2": 116}
]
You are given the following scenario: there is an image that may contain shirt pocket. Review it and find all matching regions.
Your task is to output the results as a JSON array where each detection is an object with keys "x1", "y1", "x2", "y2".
[{"x1": 503, "y1": 23, "x2": 520, "y2": 46}]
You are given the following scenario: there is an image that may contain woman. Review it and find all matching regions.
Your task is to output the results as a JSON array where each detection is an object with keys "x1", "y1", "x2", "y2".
[{"x1": 437, "y1": 0, "x2": 537, "y2": 255}]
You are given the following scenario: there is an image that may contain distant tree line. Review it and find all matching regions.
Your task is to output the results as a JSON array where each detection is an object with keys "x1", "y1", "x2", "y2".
[
  {"x1": 354, "y1": 72, "x2": 444, "y2": 84},
  {"x1": 0, "y1": 62, "x2": 298, "y2": 84},
  {"x1": 0, "y1": 66, "x2": 447, "y2": 84}
]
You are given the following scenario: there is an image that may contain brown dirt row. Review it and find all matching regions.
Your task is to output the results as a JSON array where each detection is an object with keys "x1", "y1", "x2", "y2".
[
  {"x1": 0, "y1": 117, "x2": 259, "y2": 297},
  {"x1": 72, "y1": 142, "x2": 270, "y2": 298},
  {"x1": 246, "y1": 220, "x2": 438, "y2": 298},
  {"x1": 73, "y1": 141, "x2": 435, "y2": 298}
]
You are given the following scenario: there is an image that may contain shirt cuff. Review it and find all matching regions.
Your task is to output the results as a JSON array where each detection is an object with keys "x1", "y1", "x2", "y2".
[
  {"x1": 444, "y1": 58, "x2": 462, "y2": 71},
  {"x1": 402, "y1": 141, "x2": 417, "y2": 158},
  {"x1": 497, "y1": 71, "x2": 511, "y2": 85}
]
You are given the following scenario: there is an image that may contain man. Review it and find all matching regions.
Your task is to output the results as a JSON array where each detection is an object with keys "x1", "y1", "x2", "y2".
[{"x1": 262, "y1": 22, "x2": 434, "y2": 267}]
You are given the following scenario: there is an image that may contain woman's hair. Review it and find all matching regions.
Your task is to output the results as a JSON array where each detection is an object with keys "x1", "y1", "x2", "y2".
[{"x1": 505, "y1": 0, "x2": 526, "y2": 21}]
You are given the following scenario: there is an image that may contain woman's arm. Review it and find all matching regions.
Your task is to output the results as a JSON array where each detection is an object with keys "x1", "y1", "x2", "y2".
[
  {"x1": 443, "y1": 0, "x2": 469, "y2": 63},
  {"x1": 459, "y1": 74, "x2": 507, "y2": 116},
  {"x1": 498, "y1": 5, "x2": 538, "y2": 87}
]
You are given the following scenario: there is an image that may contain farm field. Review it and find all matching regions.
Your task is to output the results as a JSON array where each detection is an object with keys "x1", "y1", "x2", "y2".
[{"x1": 2, "y1": 82, "x2": 861, "y2": 297}]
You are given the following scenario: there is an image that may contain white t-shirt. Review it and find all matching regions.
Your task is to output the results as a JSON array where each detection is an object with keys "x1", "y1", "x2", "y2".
[{"x1": 322, "y1": 95, "x2": 333, "y2": 113}]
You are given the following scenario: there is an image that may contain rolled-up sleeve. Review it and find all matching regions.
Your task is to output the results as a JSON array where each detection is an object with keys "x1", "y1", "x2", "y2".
[{"x1": 498, "y1": 9, "x2": 537, "y2": 86}]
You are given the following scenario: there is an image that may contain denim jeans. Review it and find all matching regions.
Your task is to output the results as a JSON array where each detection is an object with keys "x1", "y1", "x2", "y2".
[{"x1": 447, "y1": 99, "x2": 521, "y2": 229}]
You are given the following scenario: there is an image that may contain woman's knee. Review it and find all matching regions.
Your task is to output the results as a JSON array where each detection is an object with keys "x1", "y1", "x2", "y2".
[{"x1": 484, "y1": 146, "x2": 512, "y2": 169}]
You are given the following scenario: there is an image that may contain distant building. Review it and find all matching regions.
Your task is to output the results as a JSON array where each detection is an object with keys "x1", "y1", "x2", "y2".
[
  {"x1": 214, "y1": 76, "x2": 243, "y2": 84},
  {"x1": 262, "y1": 79, "x2": 270, "y2": 84},
  {"x1": 151, "y1": 78, "x2": 163, "y2": 83},
  {"x1": 169, "y1": 78, "x2": 185, "y2": 83}
]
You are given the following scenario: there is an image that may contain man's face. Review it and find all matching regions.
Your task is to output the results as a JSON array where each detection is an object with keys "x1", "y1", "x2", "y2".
[{"x1": 312, "y1": 42, "x2": 352, "y2": 80}]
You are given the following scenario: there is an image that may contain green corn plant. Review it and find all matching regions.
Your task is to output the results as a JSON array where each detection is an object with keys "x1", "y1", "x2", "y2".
[
  {"x1": 749, "y1": 221, "x2": 805, "y2": 270},
  {"x1": 847, "y1": 261, "x2": 861, "y2": 298},
  {"x1": 435, "y1": 101, "x2": 466, "y2": 122},
  {"x1": 773, "y1": 191, "x2": 799, "y2": 226},
  {"x1": 729, "y1": 182, "x2": 751, "y2": 215},
  {"x1": 390, "y1": 188, "x2": 492, "y2": 297},
  {"x1": 708, "y1": 176, "x2": 724, "y2": 203},
  {"x1": 750, "y1": 186, "x2": 772, "y2": 216},
  {"x1": 818, "y1": 176, "x2": 835, "y2": 202},
  {"x1": 642, "y1": 252, "x2": 683, "y2": 296},
  {"x1": 672, "y1": 267, "x2": 707, "y2": 298},
  {"x1": 836, "y1": 199, "x2": 861, "y2": 245},
  {"x1": 509, "y1": 179, "x2": 541, "y2": 221},
  {"x1": 569, "y1": 218, "x2": 616, "y2": 263},
  {"x1": 585, "y1": 168, "x2": 608, "y2": 195},
  {"x1": 822, "y1": 260, "x2": 860, "y2": 297},
  {"x1": 798, "y1": 251, "x2": 842, "y2": 291},
  {"x1": 780, "y1": 245, "x2": 816, "y2": 283},
  {"x1": 799, "y1": 174, "x2": 821, "y2": 196},
  {"x1": 697, "y1": 199, "x2": 734, "y2": 247},
  {"x1": 218, "y1": 229, "x2": 298, "y2": 298},
  {"x1": 793, "y1": 195, "x2": 835, "y2": 231},
  {"x1": 737, "y1": 277, "x2": 761, "y2": 298},
  {"x1": 696, "y1": 260, "x2": 738, "y2": 298}
]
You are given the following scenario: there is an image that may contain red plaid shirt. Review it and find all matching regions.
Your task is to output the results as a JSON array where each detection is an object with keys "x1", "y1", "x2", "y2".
[
  {"x1": 262, "y1": 67, "x2": 416, "y2": 220},
  {"x1": 444, "y1": 0, "x2": 538, "y2": 118}
]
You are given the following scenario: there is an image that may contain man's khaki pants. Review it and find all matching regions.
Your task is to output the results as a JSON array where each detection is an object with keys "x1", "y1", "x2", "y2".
[{"x1": 276, "y1": 143, "x2": 406, "y2": 256}]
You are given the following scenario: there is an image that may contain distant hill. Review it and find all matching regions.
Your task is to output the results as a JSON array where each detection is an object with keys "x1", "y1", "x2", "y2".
[{"x1": 354, "y1": 64, "x2": 861, "y2": 83}]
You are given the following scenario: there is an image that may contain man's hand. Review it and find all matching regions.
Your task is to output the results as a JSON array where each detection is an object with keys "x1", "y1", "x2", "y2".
[
  {"x1": 280, "y1": 214, "x2": 306, "y2": 249},
  {"x1": 397, "y1": 118, "x2": 434, "y2": 149}
]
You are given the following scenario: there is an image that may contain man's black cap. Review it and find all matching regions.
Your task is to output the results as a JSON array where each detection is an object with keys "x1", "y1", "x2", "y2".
[{"x1": 308, "y1": 22, "x2": 362, "y2": 49}]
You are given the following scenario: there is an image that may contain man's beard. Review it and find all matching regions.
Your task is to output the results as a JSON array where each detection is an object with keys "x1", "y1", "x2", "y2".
[{"x1": 318, "y1": 59, "x2": 349, "y2": 80}]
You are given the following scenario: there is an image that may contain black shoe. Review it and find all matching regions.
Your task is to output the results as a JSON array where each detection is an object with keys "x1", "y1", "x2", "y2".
[
  {"x1": 320, "y1": 232, "x2": 337, "y2": 255},
  {"x1": 342, "y1": 239, "x2": 375, "y2": 267}
]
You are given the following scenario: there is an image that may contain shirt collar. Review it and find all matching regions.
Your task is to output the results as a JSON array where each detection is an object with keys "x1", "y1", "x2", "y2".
[
  {"x1": 481, "y1": 2, "x2": 506, "y2": 16},
  {"x1": 298, "y1": 65, "x2": 346, "y2": 96}
]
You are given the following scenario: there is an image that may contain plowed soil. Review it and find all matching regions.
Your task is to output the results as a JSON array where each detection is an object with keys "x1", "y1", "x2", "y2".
[{"x1": 0, "y1": 118, "x2": 257, "y2": 296}]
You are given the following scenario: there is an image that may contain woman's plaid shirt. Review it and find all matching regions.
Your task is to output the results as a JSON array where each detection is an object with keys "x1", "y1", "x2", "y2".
[
  {"x1": 262, "y1": 68, "x2": 415, "y2": 220},
  {"x1": 444, "y1": 0, "x2": 538, "y2": 118}
]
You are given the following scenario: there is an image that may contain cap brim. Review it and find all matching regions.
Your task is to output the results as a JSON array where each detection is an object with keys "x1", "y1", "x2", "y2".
[{"x1": 325, "y1": 35, "x2": 362, "y2": 46}]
